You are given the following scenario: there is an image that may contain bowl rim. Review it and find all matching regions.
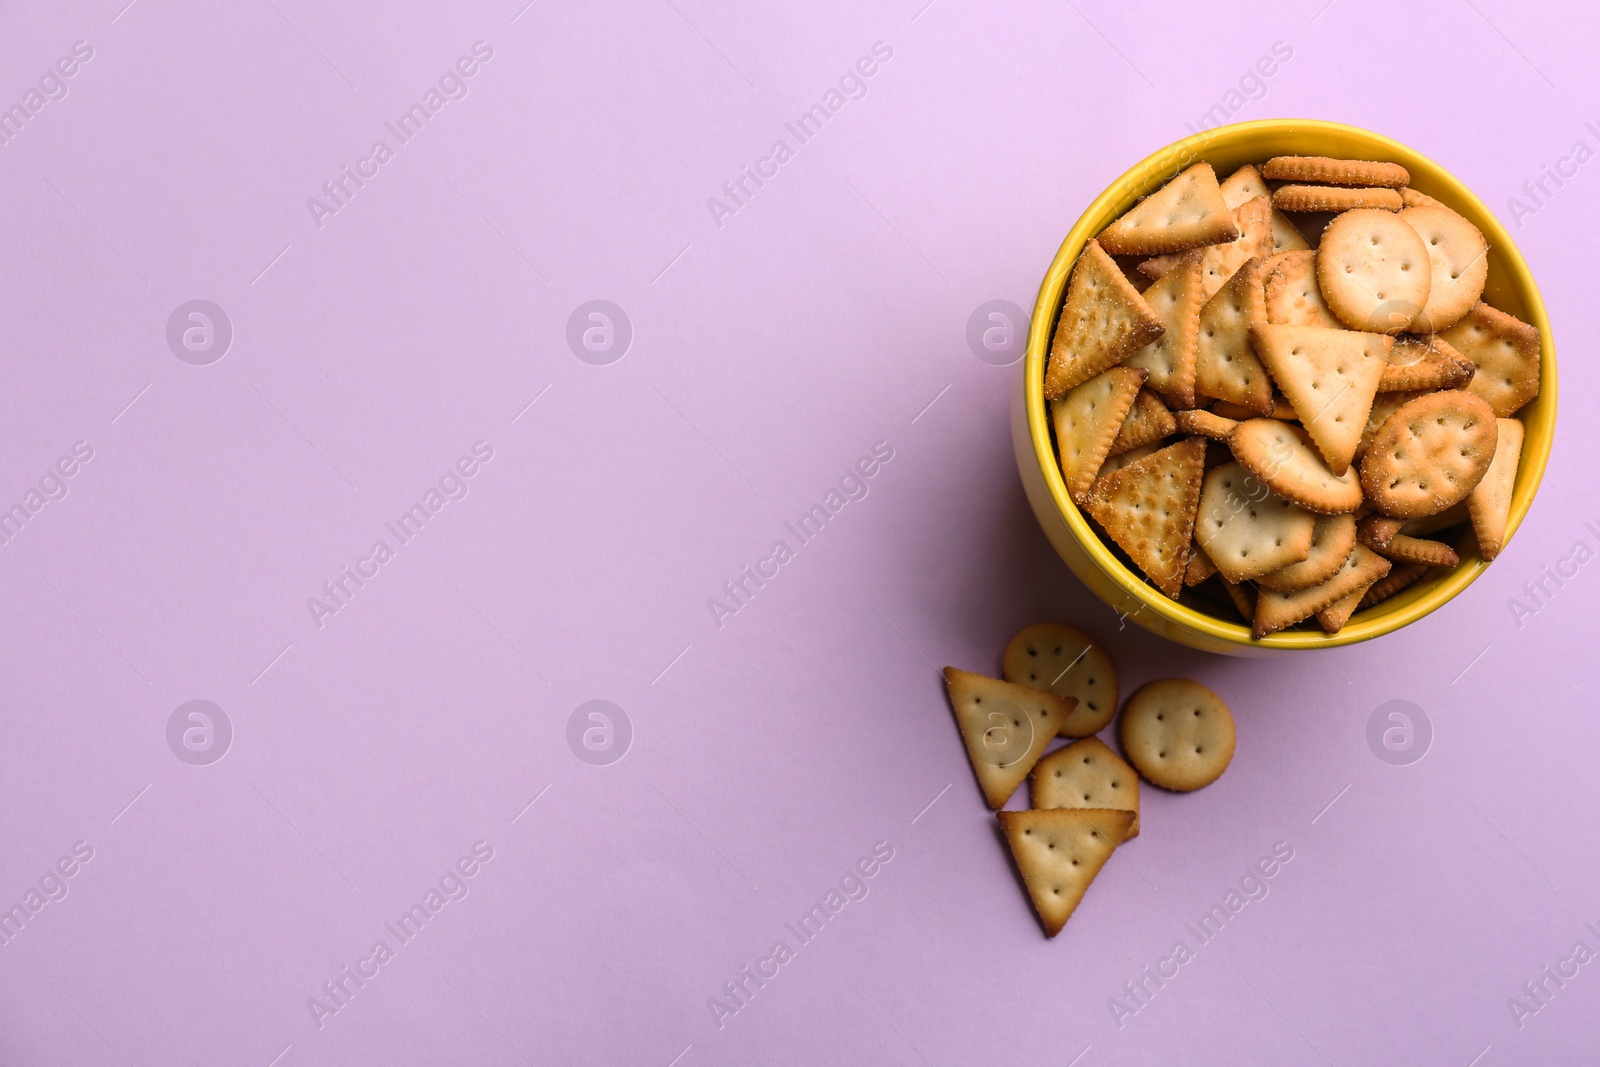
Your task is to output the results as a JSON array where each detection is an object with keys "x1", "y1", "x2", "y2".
[{"x1": 1024, "y1": 118, "x2": 1557, "y2": 650}]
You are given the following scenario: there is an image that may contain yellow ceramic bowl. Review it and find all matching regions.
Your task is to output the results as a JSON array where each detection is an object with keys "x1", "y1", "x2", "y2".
[{"x1": 1013, "y1": 119, "x2": 1556, "y2": 655}]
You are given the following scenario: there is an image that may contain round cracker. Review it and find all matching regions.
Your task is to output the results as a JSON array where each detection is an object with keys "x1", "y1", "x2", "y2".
[
  {"x1": 1254, "y1": 513, "x2": 1357, "y2": 592},
  {"x1": 1399, "y1": 205, "x2": 1487, "y2": 332},
  {"x1": 1118, "y1": 679, "x2": 1235, "y2": 792},
  {"x1": 1001, "y1": 623, "x2": 1118, "y2": 737},
  {"x1": 1316, "y1": 209, "x2": 1432, "y2": 334},
  {"x1": 1359, "y1": 390, "x2": 1498, "y2": 518},
  {"x1": 1229, "y1": 419, "x2": 1365, "y2": 514}
]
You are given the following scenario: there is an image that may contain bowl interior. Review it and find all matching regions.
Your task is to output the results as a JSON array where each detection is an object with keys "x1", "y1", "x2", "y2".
[{"x1": 1025, "y1": 119, "x2": 1556, "y2": 650}]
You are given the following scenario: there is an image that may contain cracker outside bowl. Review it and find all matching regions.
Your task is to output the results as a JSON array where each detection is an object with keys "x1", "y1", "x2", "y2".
[{"x1": 1013, "y1": 119, "x2": 1555, "y2": 654}]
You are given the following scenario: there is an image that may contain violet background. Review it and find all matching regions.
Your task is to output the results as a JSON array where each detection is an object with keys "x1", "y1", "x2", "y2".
[{"x1": 2, "y1": 0, "x2": 1597, "y2": 1064}]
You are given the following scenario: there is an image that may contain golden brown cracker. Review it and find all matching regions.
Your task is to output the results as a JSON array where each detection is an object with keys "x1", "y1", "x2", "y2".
[
  {"x1": 1399, "y1": 204, "x2": 1488, "y2": 332},
  {"x1": 1031, "y1": 737, "x2": 1141, "y2": 836},
  {"x1": 1194, "y1": 256, "x2": 1272, "y2": 415},
  {"x1": 1045, "y1": 240, "x2": 1167, "y2": 398},
  {"x1": 1440, "y1": 302, "x2": 1542, "y2": 417},
  {"x1": 1262, "y1": 156, "x2": 1410, "y2": 188},
  {"x1": 1264, "y1": 250, "x2": 1344, "y2": 329},
  {"x1": 1229, "y1": 418, "x2": 1365, "y2": 514},
  {"x1": 1193, "y1": 461, "x2": 1317, "y2": 583},
  {"x1": 1174, "y1": 408, "x2": 1238, "y2": 441},
  {"x1": 1117, "y1": 679, "x2": 1235, "y2": 791},
  {"x1": 1468, "y1": 417, "x2": 1524, "y2": 560},
  {"x1": 1111, "y1": 388, "x2": 1177, "y2": 454},
  {"x1": 1358, "y1": 563, "x2": 1429, "y2": 609},
  {"x1": 1082, "y1": 438, "x2": 1207, "y2": 599},
  {"x1": 1001, "y1": 623, "x2": 1119, "y2": 738},
  {"x1": 1251, "y1": 324, "x2": 1393, "y2": 476},
  {"x1": 1316, "y1": 209, "x2": 1433, "y2": 333},
  {"x1": 1141, "y1": 196, "x2": 1273, "y2": 301},
  {"x1": 998, "y1": 807, "x2": 1132, "y2": 937},
  {"x1": 1052, "y1": 367, "x2": 1148, "y2": 501},
  {"x1": 1273, "y1": 184, "x2": 1404, "y2": 212},
  {"x1": 1359, "y1": 390, "x2": 1498, "y2": 518},
  {"x1": 1379, "y1": 336, "x2": 1475, "y2": 392},
  {"x1": 943, "y1": 667, "x2": 1073, "y2": 809},
  {"x1": 1252, "y1": 543, "x2": 1392, "y2": 637},
  {"x1": 1123, "y1": 255, "x2": 1205, "y2": 408},
  {"x1": 1255, "y1": 513, "x2": 1358, "y2": 592},
  {"x1": 1099, "y1": 162, "x2": 1240, "y2": 256}
]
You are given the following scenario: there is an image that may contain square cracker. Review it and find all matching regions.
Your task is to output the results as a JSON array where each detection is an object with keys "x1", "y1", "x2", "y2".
[
  {"x1": 1081, "y1": 438, "x2": 1206, "y2": 598},
  {"x1": 1194, "y1": 461, "x2": 1316, "y2": 583},
  {"x1": 1098, "y1": 162, "x2": 1239, "y2": 256},
  {"x1": 998, "y1": 807, "x2": 1133, "y2": 937},
  {"x1": 1440, "y1": 302, "x2": 1542, "y2": 417},
  {"x1": 1194, "y1": 256, "x2": 1272, "y2": 415},
  {"x1": 1052, "y1": 367, "x2": 1147, "y2": 501},
  {"x1": 1251, "y1": 324, "x2": 1393, "y2": 476},
  {"x1": 1046, "y1": 240, "x2": 1166, "y2": 398},
  {"x1": 1031, "y1": 737, "x2": 1141, "y2": 836},
  {"x1": 943, "y1": 667, "x2": 1073, "y2": 809},
  {"x1": 1123, "y1": 254, "x2": 1205, "y2": 407}
]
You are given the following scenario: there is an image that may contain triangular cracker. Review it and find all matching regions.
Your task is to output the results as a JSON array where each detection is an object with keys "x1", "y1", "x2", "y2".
[
  {"x1": 1142, "y1": 196, "x2": 1273, "y2": 300},
  {"x1": 943, "y1": 668, "x2": 1073, "y2": 809},
  {"x1": 1380, "y1": 336, "x2": 1475, "y2": 392},
  {"x1": 1045, "y1": 240, "x2": 1167, "y2": 398},
  {"x1": 1314, "y1": 585, "x2": 1370, "y2": 634},
  {"x1": 1224, "y1": 168, "x2": 1312, "y2": 253},
  {"x1": 998, "y1": 807, "x2": 1133, "y2": 937},
  {"x1": 1195, "y1": 256, "x2": 1272, "y2": 415},
  {"x1": 1031, "y1": 737, "x2": 1141, "y2": 836},
  {"x1": 1253, "y1": 544, "x2": 1392, "y2": 638},
  {"x1": 1098, "y1": 163, "x2": 1239, "y2": 256},
  {"x1": 1250, "y1": 324, "x2": 1393, "y2": 476},
  {"x1": 1184, "y1": 542, "x2": 1218, "y2": 585},
  {"x1": 1081, "y1": 438, "x2": 1206, "y2": 599},
  {"x1": 1123, "y1": 254, "x2": 1205, "y2": 407},
  {"x1": 1110, "y1": 388, "x2": 1176, "y2": 454},
  {"x1": 1468, "y1": 417, "x2": 1524, "y2": 560},
  {"x1": 1052, "y1": 367, "x2": 1147, "y2": 501}
]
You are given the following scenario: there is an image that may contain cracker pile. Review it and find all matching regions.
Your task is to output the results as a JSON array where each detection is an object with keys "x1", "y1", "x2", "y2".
[
  {"x1": 1044, "y1": 157, "x2": 1539, "y2": 637},
  {"x1": 945, "y1": 623, "x2": 1233, "y2": 937}
]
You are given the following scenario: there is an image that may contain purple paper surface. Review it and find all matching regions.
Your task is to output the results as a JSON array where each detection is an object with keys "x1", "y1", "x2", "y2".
[{"x1": 1, "y1": 1, "x2": 1596, "y2": 1064}]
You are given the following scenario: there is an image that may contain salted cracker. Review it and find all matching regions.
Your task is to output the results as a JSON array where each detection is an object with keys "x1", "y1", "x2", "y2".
[
  {"x1": 1111, "y1": 388, "x2": 1177, "y2": 454},
  {"x1": 1174, "y1": 408, "x2": 1238, "y2": 441},
  {"x1": 1001, "y1": 623, "x2": 1119, "y2": 738},
  {"x1": 1141, "y1": 196, "x2": 1273, "y2": 301},
  {"x1": 1359, "y1": 390, "x2": 1499, "y2": 518},
  {"x1": 1117, "y1": 679, "x2": 1235, "y2": 791},
  {"x1": 998, "y1": 808, "x2": 1133, "y2": 937},
  {"x1": 1358, "y1": 562, "x2": 1430, "y2": 609},
  {"x1": 1052, "y1": 367, "x2": 1148, "y2": 501},
  {"x1": 1255, "y1": 513, "x2": 1357, "y2": 593},
  {"x1": 1273, "y1": 184, "x2": 1404, "y2": 212},
  {"x1": 1229, "y1": 418, "x2": 1365, "y2": 514},
  {"x1": 1468, "y1": 417, "x2": 1525, "y2": 560},
  {"x1": 1316, "y1": 209, "x2": 1432, "y2": 333},
  {"x1": 1185, "y1": 543, "x2": 1218, "y2": 585},
  {"x1": 943, "y1": 667, "x2": 1073, "y2": 809},
  {"x1": 1252, "y1": 543, "x2": 1392, "y2": 638},
  {"x1": 1193, "y1": 460, "x2": 1316, "y2": 583},
  {"x1": 1045, "y1": 240, "x2": 1166, "y2": 398},
  {"x1": 1099, "y1": 162, "x2": 1240, "y2": 256},
  {"x1": 1031, "y1": 737, "x2": 1141, "y2": 836},
  {"x1": 1123, "y1": 255, "x2": 1205, "y2": 407},
  {"x1": 1081, "y1": 438, "x2": 1207, "y2": 598},
  {"x1": 1264, "y1": 250, "x2": 1345, "y2": 328},
  {"x1": 1439, "y1": 302, "x2": 1542, "y2": 417},
  {"x1": 1379, "y1": 335, "x2": 1475, "y2": 392},
  {"x1": 1399, "y1": 204, "x2": 1488, "y2": 331},
  {"x1": 1262, "y1": 156, "x2": 1410, "y2": 188},
  {"x1": 1194, "y1": 256, "x2": 1272, "y2": 415},
  {"x1": 1251, "y1": 323, "x2": 1393, "y2": 476}
]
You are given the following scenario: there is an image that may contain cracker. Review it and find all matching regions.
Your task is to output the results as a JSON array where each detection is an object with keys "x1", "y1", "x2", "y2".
[
  {"x1": 1273, "y1": 185, "x2": 1404, "y2": 212},
  {"x1": 1355, "y1": 514, "x2": 1405, "y2": 549},
  {"x1": 1184, "y1": 542, "x2": 1218, "y2": 586},
  {"x1": 1193, "y1": 461, "x2": 1316, "y2": 582},
  {"x1": 1314, "y1": 584, "x2": 1371, "y2": 633},
  {"x1": 1123, "y1": 255, "x2": 1205, "y2": 407},
  {"x1": 1400, "y1": 501, "x2": 1469, "y2": 537},
  {"x1": 1082, "y1": 438, "x2": 1206, "y2": 599},
  {"x1": 1001, "y1": 623, "x2": 1119, "y2": 738},
  {"x1": 1052, "y1": 367, "x2": 1148, "y2": 501},
  {"x1": 1270, "y1": 395, "x2": 1298, "y2": 420},
  {"x1": 1207, "y1": 400, "x2": 1261, "y2": 421},
  {"x1": 1095, "y1": 441, "x2": 1159, "y2": 481},
  {"x1": 1264, "y1": 250, "x2": 1344, "y2": 329},
  {"x1": 1468, "y1": 417, "x2": 1524, "y2": 560},
  {"x1": 943, "y1": 667, "x2": 1073, "y2": 809},
  {"x1": 1140, "y1": 196, "x2": 1273, "y2": 301},
  {"x1": 1358, "y1": 563, "x2": 1429, "y2": 609},
  {"x1": 1111, "y1": 388, "x2": 1177, "y2": 454},
  {"x1": 1317, "y1": 209, "x2": 1432, "y2": 333},
  {"x1": 1369, "y1": 532, "x2": 1459, "y2": 567},
  {"x1": 1221, "y1": 578, "x2": 1256, "y2": 621},
  {"x1": 1400, "y1": 188, "x2": 1444, "y2": 209},
  {"x1": 1253, "y1": 543, "x2": 1392, "y2": 638},
  {"x1": 997, "y1": 808, "x2": 1133, "y2": 937},
  {"x1": 1229, "y1": 418, "x2": 1365, "y2": 514},
  {"x1": 1262, "y1": 156, "x2": 1410, "y2": 188},
  {"x1": 1174, "y1": 408, "x2": 1238, "y2": 440},
  {"x1": 1251, "y1": 324, "x2": 1393, "y2": 476},
  {"x1": 1194, "y1": 256, "x2": 1272, "y2": 415},
  {"x1": 1045, "y1": 240, "x2": 1167, "y2": 398},
  {"x1": 1031, "y1": 737, "x2": 1141, "y2": 836},
  {"x1": 1399, "y1": 204, "x2": 1488, "y2": 331},
  {"x1": 1440, "y1": 302, "x2": 1542, "y2": 417},
  {"x1": 1219, "y1": 164, "x2": 1270, "y2": 209},
  {"x1": 1099, "y1": 163, "x2": 1240, "y2": 256},
  {"x1": 1379, "y1": 335, "x2": 1475, "y2": 392},
  {"x1": 1117, "y1": 679, "x2": 1235, "y2": 791},
  {"x1": 1255, "y1": 513, "x2": 1358, "y2": 592},
  {"x1": 1359, "y1": 390, "x2": 1498, "y2": 518}
]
